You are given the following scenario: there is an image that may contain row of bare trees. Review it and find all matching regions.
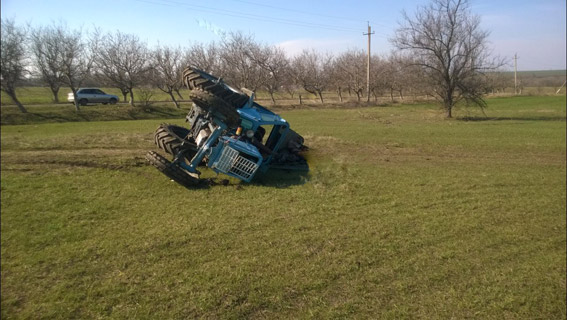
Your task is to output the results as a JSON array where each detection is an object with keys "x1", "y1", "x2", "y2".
[{"x1": 1, "y1": 0, "x2": 511, "y2": 117}]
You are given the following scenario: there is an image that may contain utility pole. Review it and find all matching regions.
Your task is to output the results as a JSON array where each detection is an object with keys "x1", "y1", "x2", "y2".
[
  {"x1": 556, "y1": 80, "x2": 566, "y2": 94},
  {"x1": 363, "y1": 22, "x2": 374, "y2": 102},
  {"x1": 514, "y1": 53, "x2": 518, "y2": 95}
]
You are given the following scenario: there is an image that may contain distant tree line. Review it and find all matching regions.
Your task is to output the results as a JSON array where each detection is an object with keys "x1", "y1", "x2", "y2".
[
  {"x1": 2, "y1": 0, "x2": 558, "y2": 116},
  {"x1": 1, "y1": 20, "x2": 429, "y2": 110}
]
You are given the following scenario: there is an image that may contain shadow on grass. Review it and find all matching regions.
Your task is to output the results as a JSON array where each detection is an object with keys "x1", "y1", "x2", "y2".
[
  {"x1": 249, "y1": 168, "x2": 311, "y2": 188},
  {"x1": 1, "y1": 105, "x2": 190, "y2": 125},
  {"x1": 140, "y1": 105, "x2": 183, "y2": 118},
  {"x1": 458, "y1": 116, "x2": 566, "y2": 122},
  {"x1": 165, "y1": 167, "x2": 311, "y2": 190}
]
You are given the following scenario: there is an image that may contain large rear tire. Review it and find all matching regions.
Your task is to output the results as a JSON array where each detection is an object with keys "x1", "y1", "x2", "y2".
[
  {"x1": 146, "y1": 151, "x2": 199, "y2": 187},
  {"x1": 183, "y1": 67, "x2": 249, "y2": 109},
  {"x1": 189, "y1": 89, "x2": 240, "y2": 128},
  {"x1": 154, "y1": 123, "x2": 197, "y2": 157}
]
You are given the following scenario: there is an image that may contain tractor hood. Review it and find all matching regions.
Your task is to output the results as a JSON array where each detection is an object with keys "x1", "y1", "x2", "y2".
[{"x1": 237, "y1": 103, "x2": 287, "y2": 126}]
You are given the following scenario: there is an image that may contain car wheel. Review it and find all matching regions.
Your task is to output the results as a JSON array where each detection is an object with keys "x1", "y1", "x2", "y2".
[
  {"x1": 109, "y1": 98, "x2": 117, "y2": 105},
  {"x1": 79, "y1": 99, "x2": 88, "y2": 106}
]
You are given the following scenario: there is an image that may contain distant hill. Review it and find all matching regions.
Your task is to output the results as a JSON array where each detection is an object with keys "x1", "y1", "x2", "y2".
[
  {"x1": 516, "y1": 70, "x2": 566, "y2": 77},
  {"x1": 496, "y1": 70, "x2": 566, "y2": 87},
  {"x1": 500, "y1": 70, "x2": 566, "y2": 76}
]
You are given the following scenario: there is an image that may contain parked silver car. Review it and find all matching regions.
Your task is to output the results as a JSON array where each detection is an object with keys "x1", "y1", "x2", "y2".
[{"x1": 68, "y1": 88, "x2": 119, "y2": 106}]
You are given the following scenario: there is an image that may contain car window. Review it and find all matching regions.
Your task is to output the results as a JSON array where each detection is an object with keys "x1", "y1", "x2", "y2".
[
  {"x1": 83, "y1": 89, "x2": 93, "y2": 94},
  {"x1": 94, "y1": 89, "x2": 105, "y2": 94}
]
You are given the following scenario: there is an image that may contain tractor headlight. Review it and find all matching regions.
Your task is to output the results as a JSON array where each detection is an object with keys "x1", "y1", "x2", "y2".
[{"x1": 245, "y1": 129, "x2": 254, "y2": 138}]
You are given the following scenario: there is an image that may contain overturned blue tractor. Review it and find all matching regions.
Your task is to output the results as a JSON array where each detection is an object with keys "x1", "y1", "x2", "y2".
[{"x1": 146, "y1": 67, "x2": 308, "y2": 187}]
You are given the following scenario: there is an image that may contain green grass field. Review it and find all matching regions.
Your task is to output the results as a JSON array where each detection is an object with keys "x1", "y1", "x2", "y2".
[
  {"x1": 0, "y1": 87, "x2": 323, "y2": 106},
  {"x1": 1, "y1": 84, "x2": 565, "y2": 107},
  {"x1": 1, "y1": 96, "x2": 566, "y2": 318}
]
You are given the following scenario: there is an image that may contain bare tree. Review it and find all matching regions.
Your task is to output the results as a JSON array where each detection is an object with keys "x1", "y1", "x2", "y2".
[
  {"x1": 335, "y1": 49, "x2": 366, "y2": 102},
  {"x1": 391, "y1": 0, "x2": 502, "y2": 117},
  {"x1": 185, "y1": 42, "x2": 221, "y2": 74},
  {"x1": 484, "y1": 71, "x2": 511, "y2": 95},
  {"x1": 182, "y1": 42, "x2": 221, "y2": 99},
  {"x1": 368, "y1": 55, "x2": 388, "y2": 102},
  {"x1": 1, "y1": 19, "x2": 28, "y2": 113},
  {"x1": 30, "y1": 24, "x2": 66, "y2": 103},
  {"x1": 248, "y1": 45, "x2": 289, "y2": 104},
  {"x1": 219, "y1": 32, "x2": 265, "y2": 92},
  {"x1": 94, "y1": 31, "x2": 149, "y2": 106},
  {"x1": 397, "y1": 55, "x2": 428, "y2": 100},
  {"x1": 327, "y1": 59, "x2": 344, "y2": 103},
  {"x1": 290, "y1": 50, "x2": 333, "y2": 103},
  {"x1": 58, "y1": 26, "x2": 96, "y2": 111},
  {"x1": 281, "y1": 68, "x2": 302, "y2": 104},
  {"x1": 151, "y1": 45, "x2": 184, "y2": 108},
  {"x1": 383, "y1": 54, "x2": 409, "y2": 103}
]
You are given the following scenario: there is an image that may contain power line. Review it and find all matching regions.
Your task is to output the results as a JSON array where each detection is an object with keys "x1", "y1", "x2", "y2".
[
  {"x1": 230, "y1": 0, "x2": 368, "y2": 25},
  {"x1": 515, "y1": 57, "x2": 566, "y2": 70},
  {"x1": 133, "y1": 0, "x2": 363, "y2": 33}
]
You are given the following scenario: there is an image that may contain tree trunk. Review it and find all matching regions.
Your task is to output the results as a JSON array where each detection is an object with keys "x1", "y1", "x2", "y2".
[
  {"x1": 298, "y1": 94, "x2": 302, "y2": 105},
  {"x1": 445, "y1": 89, "x2": 454, "y2": 118},
  {"x1": 337, "y1": 87, "x2": 343, "y2": 102},
  {"x1": 5, "y1": 90, "x2": 27, "y2": 113},
  {"x1": 390, "y1": 89, "x2": 395, "y2": 103},
  {"x1": 129, "y1": 89, "x2": 135, "y2": 107},
  {"x1": 174, "y1": 88, "x2": 184, "y2": 100},
  {"x1": 121, "y1": 89, "x2": 129, "y2": 102},
  {"x1": 355, "y1": 91, "x2": 361, "y2": 102},
  {"x1": 50, "y1": 86, "x2": 60, "y2": 103},
  {"x1": 318, "y1": 91, "x2": 324, "y2": 103},
  {"x1": 168, "y1": 91, "x2": 179, "y2": 108},
  {"x1": 72, "y1": 90, "x2": 81, "y2": 112},
  {"x1": 269, "y1": 91, "x2": 276, "y2": 105}
]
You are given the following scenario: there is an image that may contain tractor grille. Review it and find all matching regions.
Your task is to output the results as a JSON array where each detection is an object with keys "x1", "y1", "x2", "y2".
[{"x1": 215, "y1": 146, "x2": 259, "y2": 181}]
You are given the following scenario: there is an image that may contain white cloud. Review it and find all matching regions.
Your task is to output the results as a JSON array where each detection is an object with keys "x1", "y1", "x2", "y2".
[{"x1": 195, "y1": 19, "x2": 226, "y2": 37}]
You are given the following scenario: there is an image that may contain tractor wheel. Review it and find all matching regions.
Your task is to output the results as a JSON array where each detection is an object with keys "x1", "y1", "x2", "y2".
[
  {"x1": 189, "y1": 89, "x2": 240, "y2": 128},
  {"x1": 146, "y1": 151, "x2": 199, "y2": 187},
  {"x1": 154, "y1": 123, "x2": 197, "y2": 157},
  {"x1": 183, "y1": 67, "x2": 249, "y2": 109}
]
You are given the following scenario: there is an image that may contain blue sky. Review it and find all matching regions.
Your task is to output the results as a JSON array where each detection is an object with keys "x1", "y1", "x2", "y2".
[{"x1": 1, "y1": 0, "x2": 565, "y2": 71}]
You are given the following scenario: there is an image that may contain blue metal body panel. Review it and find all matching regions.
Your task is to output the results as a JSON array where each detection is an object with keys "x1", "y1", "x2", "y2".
[
  {"x1": 177, "y1": 118, "x2": 226, "y2": 174},
  {"x1": 236, "y1": 103, "x2": 291, "y2": 171}
]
